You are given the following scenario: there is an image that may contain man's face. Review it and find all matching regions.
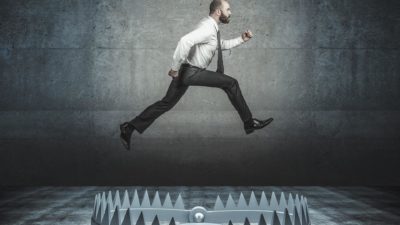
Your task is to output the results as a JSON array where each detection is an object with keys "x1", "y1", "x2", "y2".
[{"x1": 219, "y1": 1, "x2": 231, "y2": 24}]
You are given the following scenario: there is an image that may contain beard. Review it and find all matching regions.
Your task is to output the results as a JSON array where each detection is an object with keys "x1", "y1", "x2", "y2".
[{"x1": 220, "y1": 12, "x2": 230, "y2": 24}]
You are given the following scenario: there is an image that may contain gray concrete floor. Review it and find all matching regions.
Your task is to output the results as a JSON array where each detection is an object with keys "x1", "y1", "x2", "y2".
[{"x1": 0, "y1": 186, "x2": 399, "y2": 225}]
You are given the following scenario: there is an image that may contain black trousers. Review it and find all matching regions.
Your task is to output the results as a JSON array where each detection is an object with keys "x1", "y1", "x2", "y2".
[{"x1": 129, "y1": 64, "x2": 253, "y2": 133}]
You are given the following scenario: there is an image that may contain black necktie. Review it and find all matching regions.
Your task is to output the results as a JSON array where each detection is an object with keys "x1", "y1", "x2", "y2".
[{"x1": 216, "y1": 30, "x2": 224, "y2": 74}]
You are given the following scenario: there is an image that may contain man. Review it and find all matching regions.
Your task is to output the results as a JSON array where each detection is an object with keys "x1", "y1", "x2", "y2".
[{"x1": 120, "y1": 0, "x2": 273, "y2": 150}]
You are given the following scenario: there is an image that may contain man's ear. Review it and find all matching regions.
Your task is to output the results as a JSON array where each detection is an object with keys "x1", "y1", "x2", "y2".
[{"x1": 217, "y1": 8, "x2": 222, "y2": 16}]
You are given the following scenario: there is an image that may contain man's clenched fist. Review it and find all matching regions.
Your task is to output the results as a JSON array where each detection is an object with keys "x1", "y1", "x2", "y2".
[
  {"x1": 242, "y1": 30, "x2": 253, "y2": 42},
  {"x1": 168, "y1": 69, "x2": 178, "y2": 78}
]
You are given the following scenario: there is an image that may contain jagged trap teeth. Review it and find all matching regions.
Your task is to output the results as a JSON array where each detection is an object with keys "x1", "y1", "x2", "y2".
[{"x1": 91, "y1": 189, "x2": 311, "y2": 225}]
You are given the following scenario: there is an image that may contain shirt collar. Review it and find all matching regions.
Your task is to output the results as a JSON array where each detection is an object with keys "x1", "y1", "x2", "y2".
[{"x1": 208, "y1": 15, "x2": 219, "y2": 32}]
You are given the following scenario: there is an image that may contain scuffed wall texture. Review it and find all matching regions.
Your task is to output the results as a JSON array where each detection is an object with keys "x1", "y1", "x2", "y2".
[{"x1": 1, "y1": 0, "x2": 399, "y2": 185}]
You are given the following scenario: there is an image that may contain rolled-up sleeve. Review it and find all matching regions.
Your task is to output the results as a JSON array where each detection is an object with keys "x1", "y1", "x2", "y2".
[
  {"x1": 171, "y1": 23, "x2": 213, "y2": 71},
  {"x1": 221, "y1": 36, "x2": 244, "y2": 50}
]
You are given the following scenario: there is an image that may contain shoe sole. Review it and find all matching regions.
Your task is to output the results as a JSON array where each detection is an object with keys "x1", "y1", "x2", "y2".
[
  {"x1": 262, "y1": 118, "x2": 274, "y2": 127},
  {"x1": 245, "y1": 118, "x2": 273, "y2": 134},
  {"x1": 245, "y1": 129, "x2": 255, "y2": 135},
  {"x1": 119, "y1": 124, "x2": 131, "y2": 151},
  {"x1": 120, "y1": 135, "x2": 130, "y2": 150}
]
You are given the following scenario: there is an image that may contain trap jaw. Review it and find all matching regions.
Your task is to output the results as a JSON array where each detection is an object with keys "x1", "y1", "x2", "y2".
[{"x1": 91, "y1": 189, "x2": 311, "y2": 225}]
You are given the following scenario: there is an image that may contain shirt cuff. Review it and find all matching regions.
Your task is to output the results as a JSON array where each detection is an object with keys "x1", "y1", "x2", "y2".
[
  {"x1": 230, "y1": 36, "x2": 245, "y2": 49},
  {"x1": 171, "y1": 61, "x2": 182, "y2": 71},
  {"x1": 238, "y1": 35, "x2": 245, "y2": 44},
  {"x1": 231, "y1": 36, "x2": 245, "y2": 48}
]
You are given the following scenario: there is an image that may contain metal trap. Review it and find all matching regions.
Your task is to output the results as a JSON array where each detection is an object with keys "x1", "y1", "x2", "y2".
[{"x1": 91, "y1": 189, "x2": 311, "y2": 225}]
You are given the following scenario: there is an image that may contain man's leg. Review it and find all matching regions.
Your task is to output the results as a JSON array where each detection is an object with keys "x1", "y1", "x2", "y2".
[
  {"x1": 129, "y1": 77, "x2": 189, "y2": 133},
  {"x1": 182, "y1": 69, "x2": 253, "y2": 127}
]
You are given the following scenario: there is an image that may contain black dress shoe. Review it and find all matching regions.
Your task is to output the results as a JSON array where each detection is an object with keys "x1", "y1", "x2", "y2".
[
  {"x1": 245, "y1": 117, "x2": 274, "y2": 134},
  {"x1": 120, "y1": 122, "x2": 135, "y2": 150}
]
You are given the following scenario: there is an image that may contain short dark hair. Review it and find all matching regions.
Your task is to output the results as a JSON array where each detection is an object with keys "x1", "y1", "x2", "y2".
[{"x1": 209, "y1": 0, "x2": 225, "y2": 15}]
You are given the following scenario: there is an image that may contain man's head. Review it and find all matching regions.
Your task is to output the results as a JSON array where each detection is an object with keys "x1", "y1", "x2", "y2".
[{"x1": 209, "y1": 0, "x2": 231, "y2": 24}]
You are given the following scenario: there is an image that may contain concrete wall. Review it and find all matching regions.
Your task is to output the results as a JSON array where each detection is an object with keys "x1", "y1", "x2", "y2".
[{"x1": 1, "y1": 0, "x2": 399, "y2": 185}]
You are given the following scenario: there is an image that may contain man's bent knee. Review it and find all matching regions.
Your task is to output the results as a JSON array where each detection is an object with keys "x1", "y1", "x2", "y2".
[{"x1": 227, "y1": 77, "x2": 238, "y2": 88}]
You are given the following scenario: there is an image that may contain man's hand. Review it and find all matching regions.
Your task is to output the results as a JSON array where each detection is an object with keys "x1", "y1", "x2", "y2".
[
  {"x1": 242, "y1": 30, "x2": 253, "y2": 42},
  {"x1": 168, "y1": 69, "x2": 178, "y2": 78}
]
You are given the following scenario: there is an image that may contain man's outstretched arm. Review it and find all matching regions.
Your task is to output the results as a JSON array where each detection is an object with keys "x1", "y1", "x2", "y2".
[{"x1": 221, "y1": 29, "x2": 253, "y2": 50}]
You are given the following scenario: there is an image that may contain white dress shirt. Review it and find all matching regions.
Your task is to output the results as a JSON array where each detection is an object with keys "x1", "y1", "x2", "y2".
[{"x1": 171, "y1": 16, "x2": 244, "y2": 71}]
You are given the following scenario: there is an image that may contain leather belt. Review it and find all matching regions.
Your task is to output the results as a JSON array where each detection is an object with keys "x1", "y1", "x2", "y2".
[{"x1": 181, "y1": 63, "x2": 203, "y2": 70}]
